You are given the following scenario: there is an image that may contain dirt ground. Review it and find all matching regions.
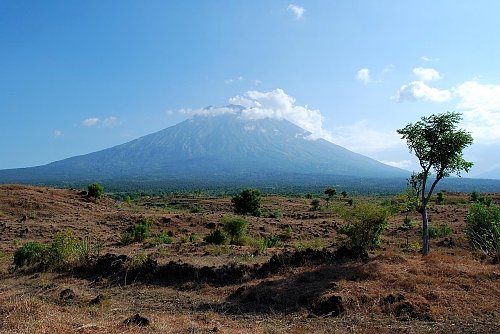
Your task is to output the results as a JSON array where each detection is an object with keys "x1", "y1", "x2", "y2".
[{"x1": 0, "y1": 184, "x2": 499, "y2": 333}]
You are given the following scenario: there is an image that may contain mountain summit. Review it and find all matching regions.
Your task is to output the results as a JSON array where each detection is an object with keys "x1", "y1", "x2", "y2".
[{"x1": 0, "y1": 107, "x2": 407, "y2": 184}]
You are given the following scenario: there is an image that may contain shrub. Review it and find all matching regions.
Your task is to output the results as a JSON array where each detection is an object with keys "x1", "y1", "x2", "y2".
[
  {"x1": 310, "y1": 199, "x2": 321, "y2": 211},
  {"x1": 338, "y1": 202, "x2": 389, "y2": 250},
  {"x1": 261, "y1": 209, "x2": 282, "y2": 219},
  {"x1": 436, "y1": 192, "x2": 444, "y2": 205},
  {"x1": 428, "y1": 223, "x2": 452, "y2": 239},
  {"x1": 245, "y1": 236, "x2": 267, "y2": 254},
  {"x1": 222, "y1": 215, "x2": 249, "y2": 245},
  {"x1": 466, "y1": 203, "x2": 500, "y2": 262},
  {"x1": 121, "y1": 218, "x2": 154, "y2": 245},
  {"x1": 14, "y1": 242, "x2": 47, "y2": 267},
  {"x1": 87, "y1": 183, "x2": 104, "y2": 199},
  {"x1": 324, "y1": 187, "x2": 336, "y2": 200},
  {"x1": 294, "y1": 239, "x2": 325, "y2": 252},
  {"x1": 231, "y1": 189, "x2": 261, "y2": 216},
  {"x1": 204, "y1": 229, "x2": 227, "y2": 245},
  {"x1": 47, "y1": 230, "x2": 79, "y2": 268},
  {"x1": 282, "y1": 225, "x2": 293, "y2": 240}
]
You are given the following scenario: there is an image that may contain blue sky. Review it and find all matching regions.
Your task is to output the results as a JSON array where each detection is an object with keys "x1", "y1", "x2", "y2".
[{"x1": 1, "y1": 1, "x2": 500, "y2": 177}]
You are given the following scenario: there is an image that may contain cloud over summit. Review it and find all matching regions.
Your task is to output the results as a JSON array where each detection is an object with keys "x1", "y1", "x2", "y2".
[{"x1": 181, "y1": 89, "x2": 332, "y2": 142}]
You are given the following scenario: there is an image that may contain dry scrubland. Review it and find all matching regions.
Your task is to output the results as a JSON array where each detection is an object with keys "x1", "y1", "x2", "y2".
[{"x1": 0, "y1": 184, "x2": 499, "y2": 333}]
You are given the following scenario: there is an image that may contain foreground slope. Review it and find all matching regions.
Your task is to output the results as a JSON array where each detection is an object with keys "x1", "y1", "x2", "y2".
[{"x1": 0, "y1": 109, "x2": 407, "y2": 184}]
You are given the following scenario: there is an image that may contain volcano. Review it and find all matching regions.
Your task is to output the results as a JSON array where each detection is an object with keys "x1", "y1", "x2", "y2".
[{"x1": 0, "y1": 107, "x2": 407, "y2": 185}]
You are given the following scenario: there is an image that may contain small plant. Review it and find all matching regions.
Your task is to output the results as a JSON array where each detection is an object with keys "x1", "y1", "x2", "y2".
[
  {"x1": 400, "y1": 241, "x2": 421, "y2": 253},
  {"x1": 13, "y1": 242, "x2": 47, "y2": 267},
  {"x1": 261, "y1": 209, "x2": 283, "y2": 219},
  {"x1": 310, "y1": 199, "x2": 321, "y2": 211},
  {"x1": 324, "y1": 187, "x2": 336, "y2": 202},
  {"x1": 347, "y1": 198, "x2": 354, "y2": 206},
  {"x1": 121, "y1": 218, "x2": 154, "y2": 245},
  {"x1": 181, "y1": 233, "x2": 197, "y2": 243},
  {"x1": 282, "y1": 225, "x2": 293, "y2": 240},
  {"x1": 87, "y1": 183, "x2": 104, "y2": 199},
  {"x1": 231, "y1": 189, "x2": 261, "y2": 216},
  {"x1": 155, "y1": 231, "x2": 173, "y2": 244},
  {"x1": 130, "y1": 252, "x2": 151, "y2": 270},
  {"x1": 204, "y1": 229, "x2": 227, "y2": 245},
  {"x1": 47, "y1": 230, "x2": 79, "y2": 268},
  {"x1": 263, "y1": 234, "x2": 283, "y2": 248},
  {"x1": 340, "y1": 191, "x2": 348, "y2": 198},
  {"x1": 189, "y1": 205, "x2": 204, "y2": 213},
  {"x1": 222, "y1": 215, "x2": 249, "y2": 245},
  {"x1": 428, "y1": 223, "x2": 452, "y2": 239}
]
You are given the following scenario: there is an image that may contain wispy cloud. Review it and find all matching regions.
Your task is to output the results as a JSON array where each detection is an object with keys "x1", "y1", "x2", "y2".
[
  {"x1": 53, "y1": 130, "x2": 63, "y2": 137},
  {"x1": 356, "y1": 65, "x2": 394, "y2": 84},
  {"x1": 380, "y1": 159, "x2": 413, "y2": 170},
  {"x1": 413, "y1": 67, "x2": 441, "y2": 81},
  {"x1": 331, "y1": 121, "x2": 403, "y2": 154},
  {"x1": 82, "y1": 118, "x2": 100, "y2": 127},
  {"x1": 82, "y1": 116, "x2": 118, "y2": 128},
  {"x1": 420, "y1": 56, "x2": 440, "y2": 62},
  {"x1": 224, "y1": 76, "x2": 244, "y2": 85},
  {"x1": 356, "y1": 68, "x2": 371, "y2": 84},
  {"x1": 287, "y1": 4, "x2": 305, "y2": 20}
]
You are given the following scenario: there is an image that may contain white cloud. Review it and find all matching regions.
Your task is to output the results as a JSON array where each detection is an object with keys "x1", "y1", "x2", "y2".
[
  {"x1": 53, "y1": 130, "x2": 63, "y2": 137},
  {"x1": 287, "y1": 4, "x2": 305, "y2": 20},
  {"x1": 82, "y1": 118, "x2": 100, "y2": 127},
  {"x1": 356, "y1": 68, "x2": 371, "y2": 84},
  {"x1": 331, "y1": 121, "x2": 403, "y2": 154},
  {"x1": 413, "y1": 67, "x2": 441, "y2": 81},
  {"x1": 229, "y1": 89, "x2": 332, "y2": 141},
  {"x1": 82, "y1": 116, "x2": 118, "y2": 128},
  {"x1": 393, "y1": 81, "x2": 451, "y2": 102},
  {"x1": 454, "y1": 80, "x2": 500, "y2": 144},
  {"x1": 380, "y1": 159, "x2": 413, "y2": 170},
  {"x1": 224, "y1": 76, "x2": 244, "y2": 85}
]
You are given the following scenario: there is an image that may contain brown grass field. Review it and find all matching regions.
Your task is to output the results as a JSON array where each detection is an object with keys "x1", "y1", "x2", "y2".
[{"x1": 0, "y1": 184, "x2": 499, "y2": 333}]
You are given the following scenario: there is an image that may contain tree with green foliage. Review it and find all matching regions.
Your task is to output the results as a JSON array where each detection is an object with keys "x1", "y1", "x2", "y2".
[
  {"x1": 87, "y1": 182, "x2": 104, "y2": 199},
  {"x1": 397, "y1": 112, "x2": 473, "y2": 255},
  {"x1": 231, "y1": 188, "x2": 261, "y2": 216},
  {"x1": 324, "y1": 187, "x2": 336, "y2": 202}
]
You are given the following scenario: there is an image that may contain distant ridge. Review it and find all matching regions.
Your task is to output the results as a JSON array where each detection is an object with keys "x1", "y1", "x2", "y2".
[{"x1": 0, "y1": 106, "x2": 408, "y2": 185}]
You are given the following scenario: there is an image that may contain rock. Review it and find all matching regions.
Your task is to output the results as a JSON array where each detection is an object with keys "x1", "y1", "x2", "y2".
[
  {"x1": 59, "y1": 288, "x2": 76, "y2": 301},
  {"x1": 310, "y1": 295, "x2": 344, "y2": 317},
  {"x1": 124, "y1": 313, "x2": 150, "y2": 326},
  {"x1": 89, "y1": 294, "x2": 106, "y2": 305}
]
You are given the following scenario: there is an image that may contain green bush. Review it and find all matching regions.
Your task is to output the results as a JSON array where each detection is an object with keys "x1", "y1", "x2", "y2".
[
  {"x1": 87, "y1": 183, "x2": 104, "y2": 199},
  {"x1": 222, "y1": 215, "x2": 249, "y2": 245},
  {"x1": 121, "y1": 218, "x2": 154, "y2": 245},
  {"x1": 436, "y1": 192, "x2": 444, "y2": 205},
  {"x1": 428, "y1": 223, "x2": 452, "y2": 239},
  {"x1": 294, "y1": 239, "x2": 325, "y2": 252},
  {"x1": 231, "y1": 189, "x2": 261, "y2": 216},
  {"x1": 337, "y1": 202, "x2": 389, "y2": 250},
  {"x1": 47, "y1": 230, "x2": 79, "y2": 268},
  {"x1": 14, "y1": 242, "x2": 47, "y2": 267},
  {"x1": 204, "y1": 229, "x2": 227, "y2": 245},
  {"x1": 466, "y1": 203, "x2": 500, "y2": 262}
]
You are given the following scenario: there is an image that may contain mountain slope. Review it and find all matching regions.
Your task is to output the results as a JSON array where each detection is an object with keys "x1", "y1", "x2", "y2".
[{"x1": 0, "y1": 110, "x2": 408, "y2": 183}]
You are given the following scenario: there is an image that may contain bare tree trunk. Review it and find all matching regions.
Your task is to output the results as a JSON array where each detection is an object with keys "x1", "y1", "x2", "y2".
[{"x1": 421, "y1": 208, "x2": 430, "y2": 256}]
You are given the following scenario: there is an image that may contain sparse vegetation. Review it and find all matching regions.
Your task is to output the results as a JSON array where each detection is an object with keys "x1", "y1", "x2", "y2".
[
  {"x1": 155, "y1": 231, "x2": 173, "y2": 244},
  {"x1": 428, "y1": 223, "x2": 452, "y2": 239},
  {"x1": 13, "y1": 241, "x2": 47, "y2": 267},
  {"x1": 310, "y1": 198, "x2": 321, "y2": 211}
]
